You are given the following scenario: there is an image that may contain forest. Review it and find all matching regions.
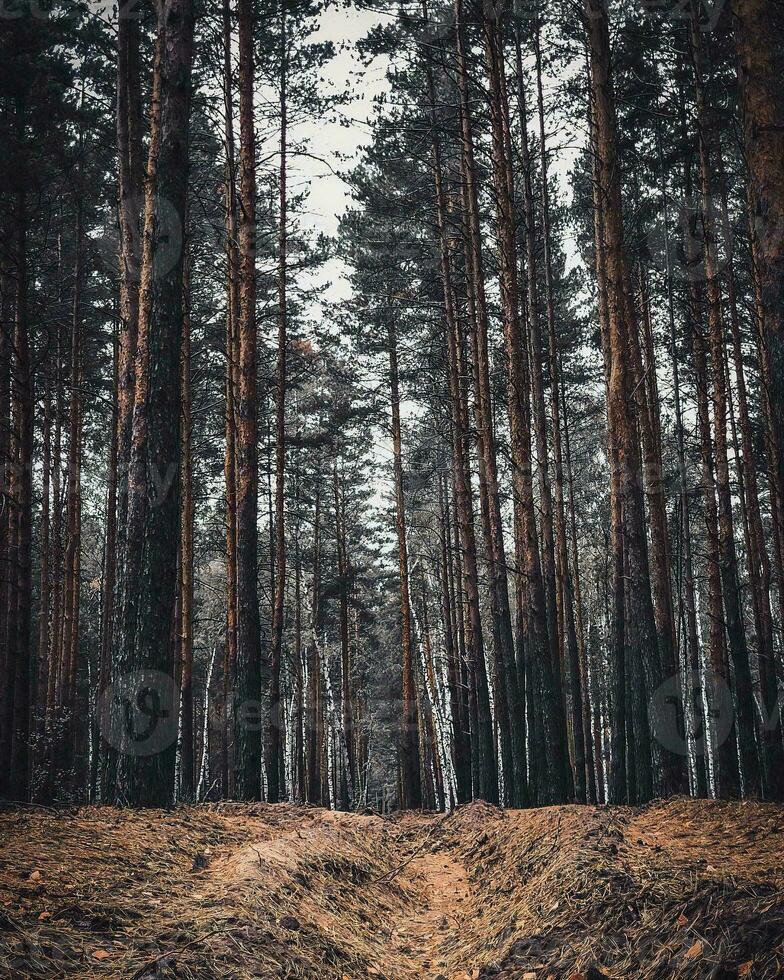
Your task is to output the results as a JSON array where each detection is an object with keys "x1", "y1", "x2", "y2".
[{"x1": 1, "y1": 0, "x2": 784, "y2": 975}]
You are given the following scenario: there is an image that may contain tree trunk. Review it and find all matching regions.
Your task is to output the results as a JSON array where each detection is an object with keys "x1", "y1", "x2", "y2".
[
  {"x1": 680, "y1": 141, "x2": 741, "y2": 798},
  {"x1": 98, "y1": 320, "x2": 119, "y2": 801},
  {"x1": 422, "y1": 1, "x2": 494, "y2": 802},
  {"x1": 234, "y1": 0, "x2": 262, "y2": 802},
  {"x1": 0, "y1": 265, "x2": 11, "y2": 790},
  {"x1": 659, "y1": 143, "x2": 709, "y2": 798},
  {"x1": 732, "y1": 0, "x2": 784, "y2": 795},
  {"x1": 178, "y1": 234, "x2": 195, "y2": 801},
  {"x1": 306, "y1": 482, "x2": 323, "y2": 805},
  {"x1": 534, "y1": 25, "x2": 587, "y2": 801},
  {"x1": 60, "y1": 190, "x2": 84, "y2": 788},
  {"x1": 334, "y1": 467, "x2": 355, "y2": 807},
  {"x1": 221, "y1": 0, "x2": 240, "y2": 800},
  {"x1": 6, "y1": 177, "x2": 33, "y2": 801},
  {"x1": 587, "y1": 49, "x2": 625, "y2": 804},
  {"x1": 521, "y1": 28, "x2": 560, "y2": 736},
  {"x1": 292, "y1": 435, "x2": 305, "y2": 800},
  {"x1": 562, "y1": 376, "x2": 598, "y2": 803},
  {"x1": 114, "y1": 12, "x2": 143, "y2": 615},
  {"x1": 585, "y1": 0, "x2": 661, "y2": 802},
  {"x1": 112, "y1": 0, "x2": 195, "y2": 806},
  {"x1": 388, "y1": 316, "x2": 422, "y2": 810},
  {"x1": 690, "y1": 23, "x2": 761, "y2": 796},
  {"x1": 732, "y1": 0, "x2": 784, "y2": 577},
  {"x1": 35, "y1": 374, "x2": 52, "y2": 784},
  {"x1": 456, "y1": 0, "x2": 532, "y2": 805},
  {"x1": 267, "y1": 0, "x2": 288, "y2": 804},
  {"x1": 717, "y1": 155, "x2": 782, "y2": 800},
  {"x1": 439, "y1": 479, "x2": 470, "y2": 802}
]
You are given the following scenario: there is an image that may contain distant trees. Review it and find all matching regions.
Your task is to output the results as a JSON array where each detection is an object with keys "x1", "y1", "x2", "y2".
[{"x1": 1, "y1": 0, "x2": 783, "y2": 809}]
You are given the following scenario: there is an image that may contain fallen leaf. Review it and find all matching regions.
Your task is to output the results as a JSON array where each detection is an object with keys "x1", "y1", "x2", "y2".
[
  {"x1": 739, "y1": 962, "x2": 754, "y2": 977},
  {"x1": 684, "y1": 940, "x2": 703, "y2": 961},
  {"x1": 92, "y1": 950, "x2": 111, "y2": 961},
  {"x1": 29, "y1": 871, "x2": 41, "y2": 881},
  {"x1": 676, "y1": 914, "x2": 689, "y2": 927}
]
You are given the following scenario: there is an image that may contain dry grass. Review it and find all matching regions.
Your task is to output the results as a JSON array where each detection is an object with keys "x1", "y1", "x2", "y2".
[
  {"x1": 0, "y1": 798, "x2": 782, "y2": 978},
  {"x1": 437, "y1": 798, "x2": 784, "y2": 978}
]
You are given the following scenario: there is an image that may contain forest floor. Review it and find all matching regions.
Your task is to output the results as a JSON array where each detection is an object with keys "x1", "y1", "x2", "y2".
[{"x1": 1, "y1": 797, "x2": 783, "y2": 979}]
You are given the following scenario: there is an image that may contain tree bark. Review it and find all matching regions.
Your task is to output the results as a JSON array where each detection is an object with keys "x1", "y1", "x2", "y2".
[
  {"x1": 456, "y1": 0, "x2": 532, "y2": 805},
  {"x1": 59, "y1": 188, "x2": 84, "y2": 787},
  {"x1": 5, "y1": 175, "x2": 33, "y2": 801},
  {"x1": 422, "y1": 0, "x2": 494, "y2": 802},
  {"x1": 112, "y1": 0, "x2": 195, "y2": 806},
  {"x1": 221, "y1": 0, "x2": 240, "y2": 800},
  {"x1": 585, "y1": 0, "x2": 661, "y2": 802},
  {"x1": 267, "y1": 0, "x2": 288, "y2": 804},
  {"x1": 732, "y1": 0, "x2": 784, "y2": 795},
  {"x1": 533, "y1": 26, "x2": 587, "y2": 801},
  {"x1": 178, "y1": 234, "x2": 195, "y2": 801},
  {"x1": 587, "y1": 48, "x2": 625, "y2": 804},
  {"x1": 114, "y1": 12, "x2": 143, "y2": 616},
  {"x1": 234, "y1": 0, "x2": 263, "y2": 801},
  {"x1": 306, "y1": 482, "x2": 323, "y2": 805},
  {"x1": 659, "y1": 142, "x2": 709, "y2": 798},
  {"x1": 334, "y1": 466, "x2": 355, "y2": 807},
  {"x1": 388, "y1": 315, "x2": 422, "y2": 810},
  {"x1": 690, "y1": 22, "x2": 761, "y2": 795}
]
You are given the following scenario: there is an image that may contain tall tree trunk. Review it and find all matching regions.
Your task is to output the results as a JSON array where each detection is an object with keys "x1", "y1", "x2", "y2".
[
  {"x1": 585, "y1": 0, "x2": 661, "y2": 803},
  {"x1": 292, "y1": 434, "x2": 305, "y2": 800},
  {"x1": 60, "y1": 191, "x2": 84, "y2": 788},
  {"x1": 334, "y1": 469, "x2": 355, "y2": 807},
  {"x1": 268, "y1": 0, "x2": 288, "y2": 803},
  {"x1": 98, "y1": 321, "x2": 118, "y2": 801},
  {"x1": 179, "y1": 235, "x2": 195, "y2": 801},
  {"x1": 422, "y1": 1, "x2": 494, "y2": 802},
  {"x1": 35, "y1": 374, "x2": 52, "y2": 780},
  {"x1": 388, "y1": 315, "x2": 422, "y2": 810},
  {"x1": 0, "y1": 265, "x2": 11, "y2": 788},
  {"x1": 221, "y1": 0, "x2": 240, "y2": 800},
  {"x1": 534, "y1": 25, "x2": 587, "y2": 801},
  {"x1": 439, "y1": 479, "x2": 470, "y2": 802},
  {"x1": 114, "y1": 12, "x2": 143, "y2": 621},
  {"x1": 690, "y1": 23, "x2": 761, "y2": 795},
  {"x1": 234, "y1": 0, "x2": 262, "y2": 802},
  {"x1": 587, "y1": 49, "x2": 625, "y2": 804},
  {"x1": 562, "y1": 376, "x2": 598, "y2": 803},
  {"x1": 659, "y1": 143, "x2": 709, "y2": 798},
  {"x1": 306, "y1": 482, "x2": 323, "y2": 805},
  {"x1": 732, "y1": 0, "x2": 784, "y2": 559},
  {"x1": 456, "y1": 0, "x2": 534, "y2": 805},
  {"x1": 112, "y1": 0, "x2": 195, "y2": 806},
  {"x1": 680, "y1": 136, "x2": 741, "y2": 798},
  {"x1": 520, "y1": 27, "x2": 560, "y2": 735},
  {"x1": 6, "y1": 174, "x2": 33, "y2": 801},
  {"x1": 46, "y1": 320, "x2": 63, "y2": 738},
  {"x1": 630, "y1": 265, "x2": 686, "y2": 796},
  {"x1": 732, "y1": 0, "x2": 784, "y2": 794},
  {"x1": 101, "y1": 12, "x2": 142, "y2": 798},
  {"x1": 718, "y1": 154, "x2": 783, "y2": 799}
]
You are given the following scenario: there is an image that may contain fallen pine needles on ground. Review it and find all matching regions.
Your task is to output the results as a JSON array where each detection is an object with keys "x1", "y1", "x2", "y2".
[{"x1": 0, "y1": 798, "x2": 781, "y2": 979}]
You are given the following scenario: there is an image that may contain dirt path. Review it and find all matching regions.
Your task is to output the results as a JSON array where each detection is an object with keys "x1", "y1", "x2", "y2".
[{"x1": 390, "y1": 850, "x2": 474, "y2": 979}]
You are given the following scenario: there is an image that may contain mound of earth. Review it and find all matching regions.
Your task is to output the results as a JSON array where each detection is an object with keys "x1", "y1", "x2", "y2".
[{"x1": 0, "y1": 798, "x2": 782, "y2": 978}]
